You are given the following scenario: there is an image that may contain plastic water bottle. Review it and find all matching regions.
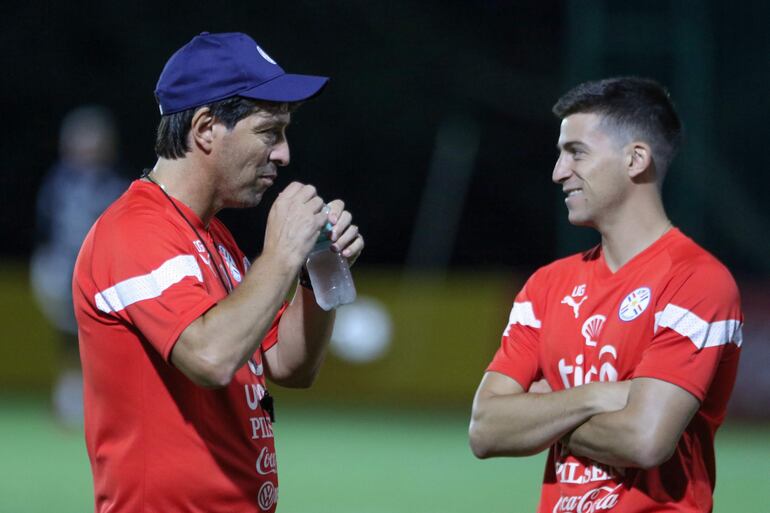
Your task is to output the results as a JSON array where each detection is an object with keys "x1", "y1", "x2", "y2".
[{"x1": 305, "y1": 208, "x2": 357, "y2": 311}]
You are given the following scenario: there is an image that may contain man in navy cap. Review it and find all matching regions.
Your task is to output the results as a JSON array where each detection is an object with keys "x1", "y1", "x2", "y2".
[{"x1": 73, "y1": 32, "x2": 364, "y2": 513}]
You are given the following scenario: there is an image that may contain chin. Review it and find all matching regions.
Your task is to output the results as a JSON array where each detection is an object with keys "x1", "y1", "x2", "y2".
[
  {"x1": 567, "y1": 211, "x2": 593, "y2": 227},
  {"x1": 232, "y1": 193, "x2": 263, "y2": 209}
]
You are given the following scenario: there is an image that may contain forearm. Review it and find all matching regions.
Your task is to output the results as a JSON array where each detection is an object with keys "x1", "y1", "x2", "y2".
[
  {"x1": 172, "y1": 251, "x2": 299, "y2": 386},
  {"x1": 564, "y1": 378, "x2": 699, "y2": 469},
  {"x1": 268, "y1": 285, "x2": 334, "y2": 387},
  {"x1": 564, "y1": 411, "x2": 642, "y2": 468},
  {"x1": 470, "y1": 383, "x2": 606, "y2": 458}
]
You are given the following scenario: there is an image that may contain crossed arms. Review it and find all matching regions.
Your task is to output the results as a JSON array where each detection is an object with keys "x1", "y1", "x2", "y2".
[{"x1": 468, "y1": 371, "x2": 700, "y2": 469}]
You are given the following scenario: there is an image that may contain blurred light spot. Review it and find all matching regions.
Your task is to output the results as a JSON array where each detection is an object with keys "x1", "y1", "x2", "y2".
[{"x1": 330, "y1": 296, "x2": 392, "y2": 363}]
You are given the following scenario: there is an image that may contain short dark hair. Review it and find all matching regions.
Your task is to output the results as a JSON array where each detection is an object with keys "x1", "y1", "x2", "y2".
[
  {"x1": 154, "y1": 97, "x2": 294, "y2": 159},
  {"x1": 552, "y1": 77, "x2": 682, "y2": 175}
]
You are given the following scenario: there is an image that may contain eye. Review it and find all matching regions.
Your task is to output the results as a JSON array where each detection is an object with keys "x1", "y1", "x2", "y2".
[{"x1": 254, "y1": 128, "x2": 280, "y2": 144}]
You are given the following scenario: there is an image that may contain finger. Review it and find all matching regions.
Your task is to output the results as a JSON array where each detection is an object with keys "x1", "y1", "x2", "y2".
[
  {"x1": 326, "y1": 199, "x2": 345, "y2": 223},
  {"x1": 280, "y1": 181, "x2": 305, "y2": 198},
  {"x1": 330, "y1": 211, "x2": 352, "y2": 241},
  {"x1": 341, "y1": 234, "x2": 364, "y2": 261},
  {"x1": 294, "y1": 184, "x2": 319, "y2": 203},
  {"x1": 313, "y1": 211, "x2": 329, "y2": 231},
  {"x1": 331, "y1": 223, "x2": 359, "y2": 252},
  {"x1": 306, "y1": 196, "x2": 325, "y2": 215}
]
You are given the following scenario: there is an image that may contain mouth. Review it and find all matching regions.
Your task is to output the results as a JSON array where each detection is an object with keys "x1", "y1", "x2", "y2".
[
  {"x1": 259, "y1": 173, "x2": 277, "y2": 186},
  {"x1": 563, "y1": 188, "x2": 583, "y2": 204}
]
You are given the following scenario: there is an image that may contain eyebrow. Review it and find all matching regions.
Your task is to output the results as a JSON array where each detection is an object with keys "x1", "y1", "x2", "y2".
[
  {"x1": 252, "y1": 117, "x2": 291, "y2": 132},
  {"x1": 557, "y1": 141, "x2": 589, "y2": 152}
]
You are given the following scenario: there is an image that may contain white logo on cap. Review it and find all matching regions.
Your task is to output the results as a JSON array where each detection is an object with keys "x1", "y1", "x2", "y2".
[{"x1": 256, "y1": 45, "x2": 277, "y2": 65}]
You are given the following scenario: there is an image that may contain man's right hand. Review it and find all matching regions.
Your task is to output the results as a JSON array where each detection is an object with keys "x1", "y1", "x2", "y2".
[{"x1": 263, "y1": 182, "x2": 328, "y2": 269}]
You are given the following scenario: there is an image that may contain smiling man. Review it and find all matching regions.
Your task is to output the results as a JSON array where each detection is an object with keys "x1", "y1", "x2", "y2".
[
  {"x1": 73, "y1": 32, "x2": 363, "y2": 513},
  {"x1": 469, "y1": 77, "x2": 742, "y2": 512}
]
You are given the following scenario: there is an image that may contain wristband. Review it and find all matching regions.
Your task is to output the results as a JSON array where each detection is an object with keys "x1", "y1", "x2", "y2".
[{"x1": 298, "y1": 266, "x2": 313, "y2": 290}]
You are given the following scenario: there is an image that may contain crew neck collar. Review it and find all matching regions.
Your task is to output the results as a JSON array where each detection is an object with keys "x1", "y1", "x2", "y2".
[{"x1": 134, "y1": 179, "x2": 208, "y2": 232}]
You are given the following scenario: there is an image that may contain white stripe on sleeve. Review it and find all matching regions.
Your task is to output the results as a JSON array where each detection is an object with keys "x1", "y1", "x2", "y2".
[
  {"x1": 94, "y1": 254, "x2": 203, "y2": 314},
  {"x1": 503, "y1": 301, "x2": 542, "y2": 336},
  {"x1": 653, "y1": 303, "x2": 743, "y2": 350}
]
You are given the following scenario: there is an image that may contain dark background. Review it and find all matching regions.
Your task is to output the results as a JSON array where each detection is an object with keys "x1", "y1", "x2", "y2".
[
  {"x1": 2, "y1": 0, "x2": 769, "y2": 276},
  {"x1": 1, "y1": 5, "x2": 768, "y2": 510}
]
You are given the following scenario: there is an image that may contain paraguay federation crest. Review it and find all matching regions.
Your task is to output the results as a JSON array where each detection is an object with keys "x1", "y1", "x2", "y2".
[
  {"x1": 218, "y1": 244, "x2": 242, "y2": 283},
  {"x1": 618, "y1": 287, "x2": 651, "y2": 322}
]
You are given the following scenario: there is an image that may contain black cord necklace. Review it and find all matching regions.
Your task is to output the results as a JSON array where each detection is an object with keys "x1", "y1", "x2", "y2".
[
  {"x1": 141, "y1": 169, "x2": 234, "y2": 293},
  {"x1": 140, "y1": 169, "x2": 276, "y2": 422}
]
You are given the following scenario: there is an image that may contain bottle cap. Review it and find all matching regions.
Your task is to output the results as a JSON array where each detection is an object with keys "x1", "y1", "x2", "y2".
[{"x1": 314, "y1": 206, "x2": 334, "y2": 247}]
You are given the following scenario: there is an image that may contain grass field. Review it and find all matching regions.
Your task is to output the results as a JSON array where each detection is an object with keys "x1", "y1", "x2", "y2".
[{"x1": 1, "y1": 396, "x2": 768, "y2": 513}]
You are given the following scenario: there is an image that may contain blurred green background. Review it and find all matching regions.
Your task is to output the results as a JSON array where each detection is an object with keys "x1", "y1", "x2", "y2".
[
  {"x1": 2, "y1": 1, "x2": 769, "y2": 511},
  {"x1": 3, "y1": 398, "x2": 769, "y2": 513},
  {"x1": 2, "y1": 268, "x2": 769, "y2": 512}
]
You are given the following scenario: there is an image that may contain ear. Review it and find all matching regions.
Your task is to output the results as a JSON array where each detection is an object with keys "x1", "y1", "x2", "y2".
[
  {"x1": 190, "y1": 107, "x2": 216, "y2": 153},
  {"x1": 626, "y1": 142, "x2": 652, "y2": 179}
]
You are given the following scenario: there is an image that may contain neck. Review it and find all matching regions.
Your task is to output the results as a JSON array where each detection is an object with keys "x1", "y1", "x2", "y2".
[
  {"x1": 598, "y1": 189, "x2": 671, "y2": 272},
  {"x1": 146, "y1": 157, "x2": 220, "y2": 225}
]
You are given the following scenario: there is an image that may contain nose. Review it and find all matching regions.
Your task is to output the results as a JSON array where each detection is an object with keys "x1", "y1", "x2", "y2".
[
  {"x1": 552, "y1": 153, "x2": 571, "y2": 184},
  {"x1": 270, "y1": 139, "x2": 290, "y2": 167}
]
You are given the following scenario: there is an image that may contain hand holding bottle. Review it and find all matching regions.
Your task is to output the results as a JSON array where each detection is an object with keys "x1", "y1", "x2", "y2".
[
  {"x1": 263, "y1": 182, "x2": 327, "y2": 270},
  {"x1": 325, "y1": 199, "x2": 364, "y2": 265},
  {"x1": 305, "y1": 200, "x2": 364, "y2": 311}
]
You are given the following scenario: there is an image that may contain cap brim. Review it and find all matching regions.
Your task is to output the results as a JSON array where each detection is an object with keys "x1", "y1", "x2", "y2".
[{"x1": 240, "y1": 73, "x2": 329, "y2": 103}]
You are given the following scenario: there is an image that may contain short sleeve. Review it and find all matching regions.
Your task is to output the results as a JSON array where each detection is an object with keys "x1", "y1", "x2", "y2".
[
  {"x1": 632, "y1": 262, "x2": 743, "y2": 401},
  {"x1": 211, "y1": 219, "x2": 288, "y2": 354},
  {"x1": 487, "y1": 272, "x2": 544, "y2": 389},
  {"x1": 261, "y1": 302, "x2": 288, "y2": 353},
  {"x1": 91, "y1": 214, "x2": 218, "y2": 361}
]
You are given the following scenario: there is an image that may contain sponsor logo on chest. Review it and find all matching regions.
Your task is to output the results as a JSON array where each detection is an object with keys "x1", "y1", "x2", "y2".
[
  {"x1": 552, "y1": 483, "x2": 622, "y2": 513},
  {"x1": 257, "y1": 481, "x2": 278, "y2": 511},
  {"x1": 244, "y1": 384, "x2": 274, "y2": 440},
  {"x1": 581, "y1": 315, "x2": 605, "y2": 347},
  {"x1": 255, "y1": 447, "x2": 277, "y2": 476}
]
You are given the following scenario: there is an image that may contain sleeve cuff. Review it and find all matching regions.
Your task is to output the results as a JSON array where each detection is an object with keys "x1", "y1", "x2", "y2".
[{"x1": 160, "y1": 296, "x2": 219, "y2": 361}]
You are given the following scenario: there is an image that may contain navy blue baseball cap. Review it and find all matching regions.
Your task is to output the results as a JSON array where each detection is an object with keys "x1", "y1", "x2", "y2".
[{"x1": 155, "y1": 32, "x2": 329, "y2": 115}]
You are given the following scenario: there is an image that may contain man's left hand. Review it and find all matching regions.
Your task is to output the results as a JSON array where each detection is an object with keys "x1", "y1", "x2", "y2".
[{"x1": 327, "y1": 199, "x2": 364, "y2": 265}]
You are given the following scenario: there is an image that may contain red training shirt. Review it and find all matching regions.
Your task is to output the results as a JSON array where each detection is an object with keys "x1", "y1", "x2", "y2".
[
  {"x1": 73, "y1": 180, "x2": 283, "y2": 513},
  {"x1": 488, "y1": 228, "x2": 743, "y2": 513}
]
